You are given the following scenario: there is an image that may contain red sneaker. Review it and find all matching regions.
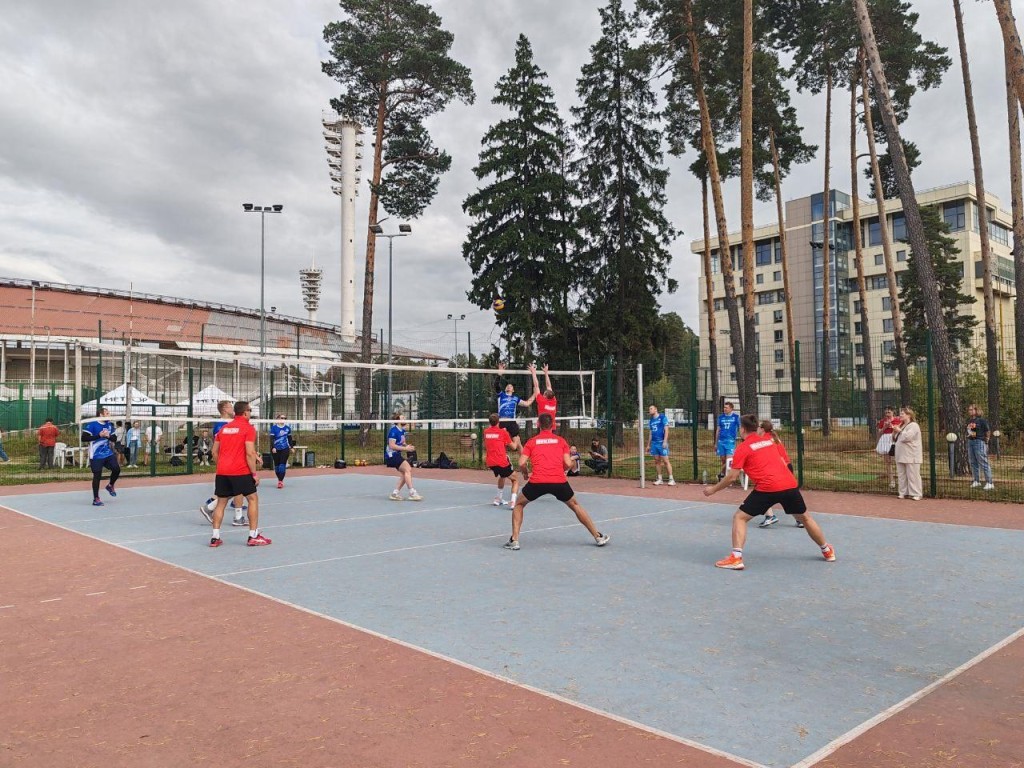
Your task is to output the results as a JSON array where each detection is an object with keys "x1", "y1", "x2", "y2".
[
  {"x1": 821, "y1": 544, "x2": 836, "y2": 562},
  {"x1": 209, "y1": 537, "x2": 223, "y2": 548},
  {"x1": 715, "y1": 553, "x2": 744, "y2": 570},
  {"x1": 247, "y1": 533, "x2": 272, "y2": 547},
  {"x1": 277, "y1": 481, "x2": 284, "y2": 489}
]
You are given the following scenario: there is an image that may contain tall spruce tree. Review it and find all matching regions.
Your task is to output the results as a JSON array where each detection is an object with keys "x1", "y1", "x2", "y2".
[
  {"x1": 571, "y1": 0, "x2": 677, "y2": 419},
  {"x1": 462, "y1": 35, "x2": 579, "y2": 361},
  {"x1": 322, "y1": 0, "x2": 474, "y2": 422}
]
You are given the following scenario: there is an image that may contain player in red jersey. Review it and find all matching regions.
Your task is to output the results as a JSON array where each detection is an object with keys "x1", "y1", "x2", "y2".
[
  {"x1": 208, "y1": 401, "x2": 271, "y2": 548},
  {"x1": 530, "y1": 363, "x2": 557, "y2": 430},
  {"x1": 484, "y1": 413, "x2": 518, "y2": 506},
  {"x1": 703, "y1": 413, "x2": 833, "y2": 570},
  {"x1": 503, "y1": 413, "x2": 608, "y2": 550},
  {"x1": 754, "y1": 419, "x2": 797, "y2": 529}
]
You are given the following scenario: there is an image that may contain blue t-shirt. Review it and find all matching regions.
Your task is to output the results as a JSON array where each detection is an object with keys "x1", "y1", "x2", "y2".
[
  {"x1": 649, "y1": 413, "x2": 669, "y2": 444},
  {"x1": 497, "y1": 392, "x2": 521, "y2": 420},
  {"x1": 84, "y1": 420, "x2": 116, "y2": 460},
  {"x1": 270, "y1": 423, "x2": 292, "y2": 451},
  {"x1": 385, "y1": 425, "x2": 406, "y2": 459},
  {"x1": 212, "y1": 419, "x2": 230, "y2": 437},
  {"x1": 717, "y1": 412, "x2": 740, "y2": 444}
]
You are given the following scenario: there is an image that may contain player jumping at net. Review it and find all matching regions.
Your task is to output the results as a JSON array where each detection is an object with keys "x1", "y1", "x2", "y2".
[
  {"x1": 504, "y1": 413, "x2": 609, "y2": 551},
  {"x1": 200, "y1": 399, "x2": 250, "y2": 526},
  {"x1": 647, "y1": 404, "x2": 675, "y2": 486},
  {"x1": 703, "y1": 413, "x2": 834, "y2": 570},
  {"x1": 209, "y1": 401, "x2": 270, "y2": 547},
  {"x1": 82, "y1": 407, "x2": 120, "y2": 507},
  {"x1": 530, "y1": 363, "x2": 557, "y2": 430},
  {"x1": 386, "y1": 413, "x2": 422, "y2": 501},
  {"x1": 484, "y1": 413, "x2": 518, "y2": 506},
  {"x1": 493, "y1": 362, "x2": 537, "y2": 451},
  {"x1": 269, "y1": 414, "x2": 292, "y2": 489}
]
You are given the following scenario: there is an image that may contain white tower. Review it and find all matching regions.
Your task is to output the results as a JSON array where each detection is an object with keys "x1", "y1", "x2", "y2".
[
  {"x1": 299, "y1": 258, "x2": 323, "y2": 323},
  {"x1": 322, "y1": 113, "x2": 363, "y2": 344}
]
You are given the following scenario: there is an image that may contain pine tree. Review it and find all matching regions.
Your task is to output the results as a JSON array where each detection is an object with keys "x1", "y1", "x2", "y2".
[
  {"x1": 462, "y1": 35, "x2": 579, "y2": 361},
  {"x1": 571, "y1": 0, "x2": 677, "y2": 418}
]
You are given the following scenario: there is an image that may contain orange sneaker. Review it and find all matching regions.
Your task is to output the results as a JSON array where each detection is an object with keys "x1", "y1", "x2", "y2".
[
  {"x1": 715, "y1": 553, "x2": 744, "y2": 570},
  {"x1": 821, "y1": 544, "x2": 836, "y2": 562}
]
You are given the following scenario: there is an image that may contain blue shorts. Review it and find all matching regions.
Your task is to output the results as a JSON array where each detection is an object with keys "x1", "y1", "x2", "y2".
[
  {"x1": 385, "y1": 453, "x2": 406, "y2": 470},
  {"x1": 649, "y1": 443, "x2": 669, "y2": 457},
  {"x1": 716, "y1": 441, "x2": 735, "y2": 458}
]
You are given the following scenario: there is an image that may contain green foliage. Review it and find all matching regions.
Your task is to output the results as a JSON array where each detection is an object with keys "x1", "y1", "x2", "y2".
[
  {"x1": 646, "y1": 376, "x2": 679, "y2": 410},
  {"x1": 322, "y1": 0, "x2": 474, "y2": 218},
  {"x1": 462, "y1": 35, "x2": 579, "y2": 359},
  {"x1": 898, "y1": 206, "x2": 978, "y2": 363}
]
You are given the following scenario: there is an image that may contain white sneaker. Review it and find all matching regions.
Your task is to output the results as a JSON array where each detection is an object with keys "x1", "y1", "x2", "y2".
[
  {"x1": 970, "y1": 481, "x2": 981, "y2": 488},
  {"x1": 408, "y1": 491, "x2": 423, "y2": 501},
  {"x1": 667, "y1": 478, "x2": 676, "y2": 486},
  {"x1": 389, "y1": 490, "x2": 403, "y2": 501},
  {"x1": 492, "y1": 495, "x2": 502, "y2": 506},
  {"x1": 984, "y1": 483, "x2": 995, "y2": 491},
  {"x1": 653, "y1": 478, "x2": 664, "y2": 486}
]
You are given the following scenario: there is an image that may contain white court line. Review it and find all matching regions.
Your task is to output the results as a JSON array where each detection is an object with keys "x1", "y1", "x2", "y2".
[
  {"x1": 61, "y1": 494, "x2": 379, "y2": 524},
  {"x1": 793, "y1": 623, "x2": 1024, "y2": 768},
  {"x1": 0, "y1": 604, "x2": 14, "y2": 609},
  {"x1": 85, "y1": 592, "x2": 106, "y2": 596},
  {"x1": 39, "y1": 598, "x2": 61, "y2": 603},
  {"x1": 129, "y1": 585, "x2": 148, "y2": 590},
  {"x1": 1, "y1": 497, "x2": 764, "y2": 768}
]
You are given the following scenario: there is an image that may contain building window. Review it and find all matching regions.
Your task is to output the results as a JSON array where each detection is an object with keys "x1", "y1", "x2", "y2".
[
  {"x1": 882, "y1": 340, "x2": 895, "y2": 356},
  {"x1": 773, "y1": 270, "x2": 782, "y2": 282},
  {"x1": 773, "y1": 310, "x2": 783, "y2": 323},
  {"x1": 775, "y1": 368, "x2": 785, "y2": 379},
  {"x1": 868, "y1": 220, "x2": 882, "y2": 246},
  {"x1": 991, "y1": 221, "x2": 1010, "y2": 246},
  {"x1": 855, "y1": 343, "x2": 864, "y2": 357},
  {"x1": 853, "y1": 300, "x2": 862, "y2": 313},
  {"x1": 943, "y1": 201, "x2": 966, "y2": 231},
  {"x1": 713, "y1": 298, "x2": 724, "y2": 311},
  {"x1": 855, "y1": 321, "x2": 862, "y2": 335},
  {"x1": 892, "y1": 213, "x2": 907, "y2": 242},
  {"x1": 869, "y1": 275, "x2": 889, "y2": 290},
  {"x1": 896, "y1": 249, "x2": 906, "y2": 262},
  {"x1": 874, "y1": 253, "x2": 884, "y2": 266},
  {"x1": 756, "y1": 273, "x2": 764, "y2": 284},
  {"x1": 856, "y1": 364, "x2": 865, "y2": 377},
  {"x1": 774, "y1": 330, "x2": 784, "y2": 342},
  {"x1": 774, "y1": 349, "x2": 784, "y2": 363},
  {"x1": 883, "y1": 318, "x2": 894, "y2": 333},
  {"x1": 882, "y1": 296, "x2": 892, "y2": 311},
  {"x1": 756, "y1": 242, "x2": 773, "y2": 266},
  {"x1": 774, "y1": 241, "x2": 783, "y2": 263},
  {"x1": 754, "y1": 313, "x2": 760, "y2": 325},
  {"x1": 730, "y1": 372, "x2": 737, "y2": 381}
]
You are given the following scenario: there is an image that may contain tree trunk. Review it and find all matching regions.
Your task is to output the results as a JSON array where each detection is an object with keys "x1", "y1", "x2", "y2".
[
  {"x1": 769, "y1": 128, "x2": 797, "y2": 419},
  {"x1": 820, "y1": 65, "x2": 833, "y2": 437},
  {"x1": 740, "y1": 0, "x2": 757, "y2": 414},
  {"x1": 684, "y1": 0, "x2": 746, "y2": 409},
  {"x1": 854, "y1": 0, "x2": 964, "y2": 441},
  {"x1": 702, "y1": 174, "x2": 721, "y2": 413},
  {"x1": 1007, "y1": 43, "x2": 1024, "y2": 425},
  {"x1": 994, "y1": 0, "x2": 1024, "y2": 108},
  {"x1": 850, "y1": 59, "x2": 878, "y2": 437},
  {"x1": 861, "y1": 56, "x2": 911, "y2": 404},
  {"x1": 953, "y1": 0, "x2": 999, "y2": 433}
]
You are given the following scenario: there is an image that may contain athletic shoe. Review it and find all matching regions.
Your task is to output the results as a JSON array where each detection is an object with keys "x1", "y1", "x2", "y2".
[
  {"x1": 199, "y1": 504, "x2": 213, "y2": 523},
  {"x1": 911, "y1": 496, "x2": 922, "y2": 501},
  {"x1": 715, "y1": 553, "x2": 744, "y2": 570},
  {"x1": 503, "y1": 538, "x2": 520, "y2": 551},
  {"x1": 209, "y1": 537, "x2": 223, "y2": 548},
  {"x1": 984, "y1": 483, "x2": 995, "y2": 491},
  {"x1": 105, "y1": 484, "x2": 117, "y2": 497},
  {"x1": 595, "y1": 532, "x2": 610, "y2": 547},
  {"x1": 407, "y1": 491, "x2": 423, "y2": 501},
  {"x1": 821, "y1": 544, "x2": 836, "y2": 562},
  {"x1": 796, "y1": 521, "x2": 805, "y2": 528},
  {"x1": 758, "y1": 514, "x2": 778, "y2": 528},
  {"x1": 897, "y1": 494, "x2": 905, "y2": 500},
  {"x1": 277, "y1": 481, "x2": 284, "y2": 489},
  {"x1": 247, "y1": 533, "x2": 272, "y2": 546},
  {"x1": 717, "y1": 472, "x2": 725, "y2": 481},
  {"x1": 493, "y1": 495, "x2": 502, "y2": 506},
  {"x1": 232, "y1": 517, "x2": 249, "y2": 527},
  {"x1": 92, "y1": 498, "x2": 104, "y2": 507},
  {"x1": 653, "y1": 478, "x2": 664, "y2": 485},
  {"x1": 971, "y1": 481, "x2": 981, "y2": 488},
  {"x1": 667, "y1": 478, "x2": 676, "y2": 486},
  {"x1": 389, "y1": 491, "x2": 403, "y2": 501}
]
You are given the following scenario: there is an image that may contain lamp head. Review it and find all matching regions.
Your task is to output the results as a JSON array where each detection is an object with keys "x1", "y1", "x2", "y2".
[
  {"x1": 272, "y1": 204, "x2": 283, "y2": 212},
  {"x1": 243, "y1": 203, "x2": 254, "y2": 211},
  {"x1": 370, "y1": 224, "x2": 384, "y2": 235},
  {"x1": 398, "y1": 223, "x2": 412, "y2": 233}
]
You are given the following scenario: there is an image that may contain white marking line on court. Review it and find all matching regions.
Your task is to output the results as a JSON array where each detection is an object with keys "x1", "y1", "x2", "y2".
[
  {"x1": 0, "y1": 604, "x2": 14, "y2": 609},
  {"x1": 85, "y1": 592, "x2": 106, "y2": 596},
  {"x1": 60, "y1": 494, "x2": 373, "y2": 524},
  {"x1": 39, "y1": 598, "x2": 62, "y2": 603},
  {"x1": 167, "y1": 579, "x2": 187, "y2": 584},
  {"x1": 0, "y1": 498, "x2": 764, "y2": 768},
  {"x1": 129, "y1": 585, "x2": 148, "y2": 590},
  {"x1": 792, "y1": 623, "x2": 1024, "y2": 768}
]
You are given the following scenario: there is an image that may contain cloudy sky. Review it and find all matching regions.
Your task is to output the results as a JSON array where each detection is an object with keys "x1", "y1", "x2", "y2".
[{"x1": 0, "y1": 0, "x2": 1018, "y2": 359}]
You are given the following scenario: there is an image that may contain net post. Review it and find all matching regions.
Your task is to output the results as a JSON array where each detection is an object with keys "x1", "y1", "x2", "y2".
[
  {"x1": 96, "y1": 321, "x2": 103, "y2": 417},
  {"x1": 604, "y1": 356, "x2": 614, "y2": 477},
  {"x1": 691, "y1": 345, "x2": 699, "y2": 482},
  {"x1": 185, "y1": 368, "x2": 194, "y2": 475},
  {"x1": 795, "y1": 341, "x2": 805, "y2": 487},
  {"x1": 426, "y1": 371, "x2": 433, "y2": 463},
  {"x1": 269, "y1": 369, "x2": 275, "y2": 421},
  {"x1": 74, "y1": 344, "x2": 83, "y2": 444},
  {"x1": 637, "y1": 363, "x2": 645, "y2": 486},
  {"x1": 926, "y1": 330, "x2": 937, "y2": 498}
]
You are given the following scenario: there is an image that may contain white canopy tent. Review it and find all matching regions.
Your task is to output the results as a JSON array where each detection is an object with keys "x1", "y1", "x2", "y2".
[
  {"x1": 79, "y1": 384, "x2": 184, "y2": 419},
  {"x1": 174, "y1": 384, "x2": 237, "y2": 417}
]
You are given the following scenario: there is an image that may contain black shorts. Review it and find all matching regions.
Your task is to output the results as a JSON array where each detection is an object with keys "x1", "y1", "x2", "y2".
[
  {"x1": 271, "y1": 448, "x2": 291, "y2": 465},
  {"x1": 489, "y1": 463, "x2": 514, "y2": 478},
  {"x1": 522, "y1": 481, "x2": 574, "y2": 503},
  {"x1": 740, "y1": 488, "x2": 806, "y2": 518},
  {"x1": 89, "y1": 455, "x2": 119, "y2": 474},
  {"x1": 385, "y1": 453, "x2": 407, "y2": 470},
  {"x1": 499, "y1": 420, "x2": 520, "y2": 438},
  {"x1": 215, "y1": 474, "x2": 258, "y2": 498}
]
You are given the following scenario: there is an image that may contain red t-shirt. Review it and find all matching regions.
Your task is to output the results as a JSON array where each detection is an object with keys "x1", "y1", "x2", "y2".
[
  {"x1": 536, "y1": 394, "x2": 557, "y2": 426},
  {"x1": 214, "y1": 416, "x2": 257, "y2": 476},
  {"x1": 877, "y1": 417, "x2": 899, "y2": 434},
  {"x1": 483, "y1": 425, "x2": 512, "y2": 468},
  {"x1": 732, "y1": 433, "x2": 797, "y2": 492},
  {"x1": 773, "y1": 439, "x2": 791, "y2": 467},
  {"x1": 522, "y1": 430, "x2": 569, "y2": 483},
  {"x1": 37, "y1": 423, "x2": 60, "y2": 447}
]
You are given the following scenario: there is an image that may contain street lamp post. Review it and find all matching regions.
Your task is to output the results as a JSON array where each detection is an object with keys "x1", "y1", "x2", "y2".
[
  {"x1": 448, "y1": 313, "x2": 465, "y2": 420},
  {"x1": 44, "y1": 326, "x2": 51, "y2": 382},
  {"x1": 243, "y1": 203, "x2": 283, "y2": 415},
  {"x1": 369, "y1": 222, "x2": 411, "y2": 414},
  {"x1": 29, "y1": 281, "x2": 40, "y2": 428}
]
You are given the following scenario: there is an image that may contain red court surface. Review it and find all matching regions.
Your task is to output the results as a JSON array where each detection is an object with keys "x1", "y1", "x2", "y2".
[{"x1": 2, "y1": 468, "x2": 1023, "y2": 768}]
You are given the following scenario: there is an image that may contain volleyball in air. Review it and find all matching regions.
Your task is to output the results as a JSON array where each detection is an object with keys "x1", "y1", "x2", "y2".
[{"x1": 492, "y1": 297, "x2": 506, "y2": 312}]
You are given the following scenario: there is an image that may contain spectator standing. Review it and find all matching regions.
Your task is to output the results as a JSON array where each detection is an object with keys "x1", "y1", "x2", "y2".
[
  {"x1": 144, "y1": 423, "x2": 163, "y2": 462},
  {"x1": 0, "y1": 426, "x2": 10, "y2": 462},
  {"x1": 966, "y1": 404, "x2": 994, "y2": 491},
  {"x1": 875, "y1": 407, "x2": 900, "y2": 489},
  {"x1": 585, "y1": 439, "x2": 609, "y2": 475},
  {"x1": 125, "y1": 422, "x2": 142, "y2": 467},
  {"x1": 37, "y1": 418, "x2": 60, "y2": 469},
  {"x1": 892, "y1": 407, "x2": 923, "y2": 500}
]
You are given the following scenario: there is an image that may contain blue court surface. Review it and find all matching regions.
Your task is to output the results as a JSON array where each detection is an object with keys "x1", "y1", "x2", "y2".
[{"x1": 6, "y1": 474, "x2": 1024, "y2": 768}]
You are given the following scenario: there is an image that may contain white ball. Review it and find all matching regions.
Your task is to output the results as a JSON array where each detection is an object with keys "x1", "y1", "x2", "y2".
[
  {"x1": 945, "y1": 432, "x2": 958, "y2": 443},
  {"x1": 470, "y1": 433, "x2": 478, "y2": 441}
]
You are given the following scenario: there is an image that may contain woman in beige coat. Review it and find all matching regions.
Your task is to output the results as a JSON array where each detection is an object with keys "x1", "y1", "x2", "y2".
[{"x1": 892, "y1": 406, "x2": 923, "y2": 500}]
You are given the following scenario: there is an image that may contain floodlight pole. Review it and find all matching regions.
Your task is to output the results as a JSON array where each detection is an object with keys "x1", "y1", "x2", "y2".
[
  {"x1": 243, "y1": 203, "x2": 283, "y2": 416},
  {"x1": 370, "y1": 223, "x2": 411, "y2": 415}
]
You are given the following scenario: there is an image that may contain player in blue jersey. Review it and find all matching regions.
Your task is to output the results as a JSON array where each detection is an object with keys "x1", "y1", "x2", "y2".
[
  {"x1": 269, "y1": 414, "x2": 292, "y2": 489},
  {"x1": 82, "y1": 407, "x2": 120, "y2": 506},
  {"x1": 716, "y1": 401, "x2": 741, "y2": 480},
  {"x1": 647, "y1": 404, "x2": 675, "y2": 486},
  {"x1": 493, "y1": 362, "x2": 537, "y2": 451},
  {"x1": 200, "y1": 399, "x2": 250, "y2": 524},
  {"x1": 385, "y1": 413, "x2": 422, "y2": 501}
]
